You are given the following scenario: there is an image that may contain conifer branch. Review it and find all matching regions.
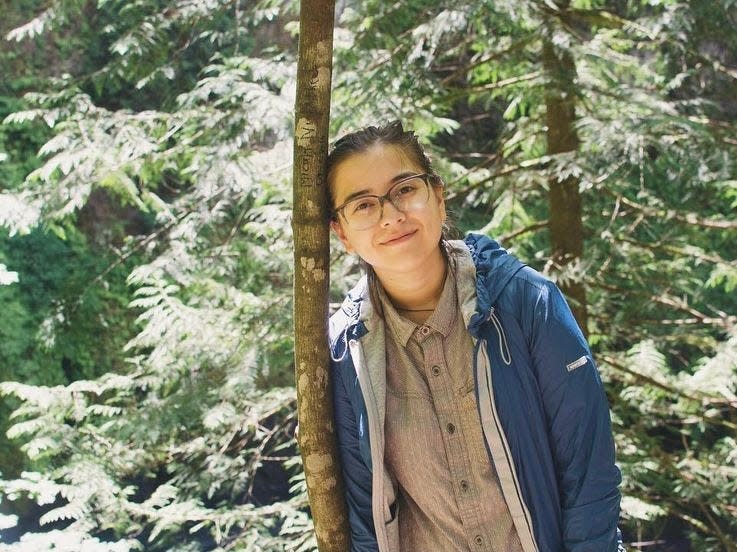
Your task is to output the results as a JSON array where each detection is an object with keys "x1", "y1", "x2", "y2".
[
  {"x1": 439, "y1": 34, "x2": 539, "y2": 86},
  {"x1": 603, "y1": 188, "x2": 737, "y2": 230}
]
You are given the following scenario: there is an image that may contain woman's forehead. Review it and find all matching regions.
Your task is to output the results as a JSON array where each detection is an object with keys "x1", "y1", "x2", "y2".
[{"x1": 332, "y1": 144, "x2": 420, "y2": 197}]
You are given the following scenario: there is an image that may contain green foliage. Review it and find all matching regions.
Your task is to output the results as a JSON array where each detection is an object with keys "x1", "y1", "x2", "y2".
[
  {"x1": 0, "y1": 225, "x2": 139, "y2": 481},
  {"x1": 0, "y1": 227, "x2": 134, "y2": 385},
  {"x1": 0, "y1": 380, "x2": 307, "y2": 551},
  {"x1": 2, "y1": 1, "x2": 308, "y2": 548},
  {"x1": 0, "y1": 94, "x2": 48, "y2": 191},
  {"x1": 0, "y1": 0, "x2": 735, "y2": 549}
]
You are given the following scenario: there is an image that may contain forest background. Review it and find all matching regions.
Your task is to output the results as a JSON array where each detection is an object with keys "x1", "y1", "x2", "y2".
[{"x1": 0, "y1": 0, "x2": 736, "y2": 550}]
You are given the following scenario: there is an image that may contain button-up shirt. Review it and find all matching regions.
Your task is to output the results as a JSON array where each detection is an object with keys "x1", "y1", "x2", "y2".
[{"x1": 381, "y1": 270, "x2": 523, "y2": 551}]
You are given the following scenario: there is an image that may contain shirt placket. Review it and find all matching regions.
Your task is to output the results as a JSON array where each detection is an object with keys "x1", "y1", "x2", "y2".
[{"x1": 417, "y1": 324, "x2": 489, "y2": 551}]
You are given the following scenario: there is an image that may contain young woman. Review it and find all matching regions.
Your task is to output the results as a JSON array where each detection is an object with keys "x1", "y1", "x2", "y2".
[{"x1": 327, "y1": 121, "x2": 622, "y2": 552}]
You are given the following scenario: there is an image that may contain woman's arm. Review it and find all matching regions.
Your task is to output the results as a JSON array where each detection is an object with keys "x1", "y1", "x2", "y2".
[
  {"x1": 529, "y1": 281, "x2": 622, "y2": 551},
  {"x1": 332, "y1": 359, "x2": 379, "y2": 551}
]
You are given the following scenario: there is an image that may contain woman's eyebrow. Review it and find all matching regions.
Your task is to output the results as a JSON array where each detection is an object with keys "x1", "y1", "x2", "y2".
[
  {"x1": 390, "y1": 171, "x2": 419, "y2": 183},
  {"x1": 339, "y1": 171, "x2": 419, "y2": 204}
]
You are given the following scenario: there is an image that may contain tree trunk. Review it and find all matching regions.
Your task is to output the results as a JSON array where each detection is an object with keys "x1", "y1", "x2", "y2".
[
  {"x1": 292, "y1": 1, "x2": 350, "y2": 550},
  {"x1": 542, "y1": 9, "x2": 589, "y2": 335}
]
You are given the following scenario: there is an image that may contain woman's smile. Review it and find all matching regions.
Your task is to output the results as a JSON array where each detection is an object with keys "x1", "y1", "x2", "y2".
[{"x1": 380, "y1": 229, "x2": 417, "y2": 246}]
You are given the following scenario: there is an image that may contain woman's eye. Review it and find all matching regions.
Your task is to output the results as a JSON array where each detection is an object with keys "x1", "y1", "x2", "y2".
[
  {"x1": 396, "y1": 182, "x2": 419, "y2": 196},
  {"x1": 351, "y1": 200, "x2": 374, "y2": 213}
]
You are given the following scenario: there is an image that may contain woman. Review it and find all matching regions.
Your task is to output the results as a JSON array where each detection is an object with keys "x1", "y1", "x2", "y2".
[{"x1": 327, "y1": 121, "x2": 622, "y2": 552}]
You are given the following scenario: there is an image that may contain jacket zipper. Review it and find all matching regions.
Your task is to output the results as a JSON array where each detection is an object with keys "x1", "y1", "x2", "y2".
[{"x1": 474, "y1": 337, "x2": 539, "y2": 552}]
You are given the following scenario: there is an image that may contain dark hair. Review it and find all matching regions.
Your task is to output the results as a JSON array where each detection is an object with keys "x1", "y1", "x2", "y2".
[
  {"x1": 326, "y1": 120, "x2": 438, "y2": 211},
  {"x1": 325, "y1": 120, "x2": 457, "y2": 318}
]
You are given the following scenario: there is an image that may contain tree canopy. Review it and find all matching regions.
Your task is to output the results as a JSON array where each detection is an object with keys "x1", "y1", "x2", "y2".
[{"x1": 0, "y1": 0, "x2": 735, "y2": 550}]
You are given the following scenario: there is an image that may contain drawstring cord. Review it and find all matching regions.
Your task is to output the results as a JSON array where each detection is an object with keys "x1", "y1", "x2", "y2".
[{"x1": 489, "y1": 307, "x2": 512, "y2": 365}]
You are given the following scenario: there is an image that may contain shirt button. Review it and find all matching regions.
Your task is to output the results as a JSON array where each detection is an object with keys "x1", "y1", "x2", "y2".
[
  {"x1": 446, "y1": 423, "x2": 456, "y2": 434},
  {"x1": 419, "y1": 325, "x2": 431, "y2": 336},
  {"x1": 474, "y1": 535, "x2": 484, "y2": 547},
  {"x1": 460, "y1": 479, "x2": 469, "y2": 492},
  {"x1": 431, "y1": 365, "x2": 441, "y2": 376}
]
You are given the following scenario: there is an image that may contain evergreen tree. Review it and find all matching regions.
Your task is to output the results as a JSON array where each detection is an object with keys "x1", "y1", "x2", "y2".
[{"x1": 0, "y1": 0, "x2": 735, "y2": 550}]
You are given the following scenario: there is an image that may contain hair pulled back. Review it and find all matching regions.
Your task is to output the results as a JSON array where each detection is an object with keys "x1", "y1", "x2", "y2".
[{"x1": 325, "y1": 120, "x2": 439, "y2": 217}]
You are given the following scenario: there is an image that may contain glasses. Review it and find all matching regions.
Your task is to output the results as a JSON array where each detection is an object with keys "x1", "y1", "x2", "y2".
[{"x1": 333, "y1": 173, "x2": 435, "y2": 230}]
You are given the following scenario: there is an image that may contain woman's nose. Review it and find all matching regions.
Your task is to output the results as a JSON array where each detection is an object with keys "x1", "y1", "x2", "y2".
[{"x1": 379, "y1": 199, "x2": 405, "y2": 226}]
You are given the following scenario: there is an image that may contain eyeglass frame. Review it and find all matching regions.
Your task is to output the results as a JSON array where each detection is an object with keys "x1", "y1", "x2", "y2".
[{"x1": 331, "y1": 173, "x2": 440, "y2": 227}]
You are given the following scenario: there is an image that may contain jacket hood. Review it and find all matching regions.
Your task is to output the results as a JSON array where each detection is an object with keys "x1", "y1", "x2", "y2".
[{"x1": 463, "y1": 233, "x2": 527, "y2": 335}]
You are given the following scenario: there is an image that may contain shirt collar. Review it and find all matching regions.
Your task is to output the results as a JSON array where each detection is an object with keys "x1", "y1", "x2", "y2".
[{"x1": 379, "y1": 269, "x2": 457, "y2": 347}]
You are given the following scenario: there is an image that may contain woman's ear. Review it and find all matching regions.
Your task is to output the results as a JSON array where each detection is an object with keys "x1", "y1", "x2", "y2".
[{"x1": 331, "y1": 219, "x2": 355, "y2": 254}]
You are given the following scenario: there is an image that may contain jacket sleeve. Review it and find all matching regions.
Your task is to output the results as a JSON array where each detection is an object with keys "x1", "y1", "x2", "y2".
[
  {"x1": 332, "y1": 358, "x2": 379, "y2": 551},
  {"x1": 528, "y1": 281, "x2": 622, "y2": 552}
]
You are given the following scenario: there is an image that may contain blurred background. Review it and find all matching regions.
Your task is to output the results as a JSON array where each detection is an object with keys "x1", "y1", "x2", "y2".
[{"x1": 0, "y1": 1, "x2": 735, "y2": 550}]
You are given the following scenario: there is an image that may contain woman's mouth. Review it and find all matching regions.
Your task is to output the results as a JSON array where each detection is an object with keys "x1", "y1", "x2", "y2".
[{"x1": 382, "y1": 230, "x2": 416, "y2": 245}]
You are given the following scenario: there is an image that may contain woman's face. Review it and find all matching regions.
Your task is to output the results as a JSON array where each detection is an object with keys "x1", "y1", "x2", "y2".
[{"x1": 330, "y1": 143, "x2": 446, "y2": 277}]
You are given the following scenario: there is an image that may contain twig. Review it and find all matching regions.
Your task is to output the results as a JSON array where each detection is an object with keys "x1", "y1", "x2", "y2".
[
  {"x1": 439, "y1": 34, "x2": 538, "y2": 86},
  {"x1": 445, "y1": 155, "x2": 551, "y2": 200},
  {"x1": 601, "y1": 188, "x2": 737, "y2": 230},
  {"x1": 467, "y1": 71, "x2": 544, "y2": 93},
  {"x1": 601, "y1": 355, "x2": 737, "y2": 428},
  {"x1": 499, "y1": 220, "x2": 549, "y2": 243}
]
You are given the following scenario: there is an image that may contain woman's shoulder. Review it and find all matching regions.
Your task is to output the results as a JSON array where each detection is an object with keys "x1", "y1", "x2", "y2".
[{"x1": 460, "y1": 234, "x2": 559, "y2": 309}]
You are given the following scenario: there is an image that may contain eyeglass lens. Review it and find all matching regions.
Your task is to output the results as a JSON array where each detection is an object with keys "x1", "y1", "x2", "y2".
[{"x1": 342, "y1": 176, "x2": 429, "y2": 229}]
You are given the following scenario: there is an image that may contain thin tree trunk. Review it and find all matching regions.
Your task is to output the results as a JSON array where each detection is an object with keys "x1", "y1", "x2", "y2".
[
  {"x1": 292, "y1": 0, "x2": 350, "y2": 550},
  {"x1": 542, "y1": 10, "x2": 589, "y2": 335}
]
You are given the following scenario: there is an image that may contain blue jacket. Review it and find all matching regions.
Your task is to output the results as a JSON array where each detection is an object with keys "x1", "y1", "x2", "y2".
[{"x1": 329, "y1": 234, "x2": 622, "y2": 552}]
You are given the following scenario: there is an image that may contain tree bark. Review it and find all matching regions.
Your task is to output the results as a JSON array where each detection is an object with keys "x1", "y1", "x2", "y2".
[
  {"x1": 292, "y1": 1, "x2": 350, "y2": 550},
  {"x1": 542, "y1": 9, "x2": 589, "y2": 335}
]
